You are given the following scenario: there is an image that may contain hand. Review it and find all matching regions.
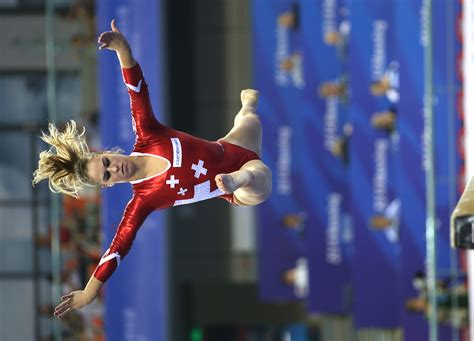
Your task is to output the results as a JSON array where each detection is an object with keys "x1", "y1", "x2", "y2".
[
  {"x1": 54, "y1": 290, "x2": 95, "y2": 318},
  {"x1": 98, "y1": 19, "x2": 130, "y2": 53}
]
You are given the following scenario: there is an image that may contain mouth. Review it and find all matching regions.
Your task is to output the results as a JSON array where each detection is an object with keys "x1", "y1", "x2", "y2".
[{"x1": 121, "y1": 163, "x2": 124, "y2": 175}]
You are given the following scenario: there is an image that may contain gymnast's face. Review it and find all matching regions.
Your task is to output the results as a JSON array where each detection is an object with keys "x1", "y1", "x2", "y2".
[{"x1": 86, "y1": 153, "x2": 138, "y2": 186}]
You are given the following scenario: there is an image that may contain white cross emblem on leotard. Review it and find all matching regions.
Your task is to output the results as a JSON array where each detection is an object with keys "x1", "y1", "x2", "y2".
[
  {"x1": 177, "y1": 187, "x2": 187, "y2": 196},
  {"x1": 166, "y1": 175, "x2": 179, "y2": 188},
  {"x1": 174, "y1": 180, "x2": 224, "y2": 206},
  {"x1": 191, "y1": 160, "x2": 207, "y2": 178}
]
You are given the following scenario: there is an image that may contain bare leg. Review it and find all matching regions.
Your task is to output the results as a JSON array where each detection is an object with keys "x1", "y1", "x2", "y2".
[
  {"x1": 216, "y1": 89, "x2": 271, "y2": 206},
  {"x1": 219, "y1": 89, "x2": 262, "y2": 157}
]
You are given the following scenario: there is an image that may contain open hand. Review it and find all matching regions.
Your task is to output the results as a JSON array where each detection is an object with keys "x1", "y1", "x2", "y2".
[
  {"x1": 54, "y1": 290, "x2": 94, "y2": 318},
  {"x1": 97, "y1": 19, "x2": 130, "y2": 52}
]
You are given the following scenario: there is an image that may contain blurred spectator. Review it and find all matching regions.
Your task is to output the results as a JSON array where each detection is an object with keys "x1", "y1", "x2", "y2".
[
  {"x1": 279, "y1": 52, "x2": 305, "y2": 89},
  {"x1": 324, "y1": 20, "x2": 350, "y2": 60},
  {"x1": 369, "y1": 198, "x2": 400, "y2": 244},
  {"x1": 277, "y1": 3, "x2": 300, "y2": 30},
  {"x1": 280, "y1": 52, "x2": 302, "y2": 72},
  {"x1": 406, "y1": 272, "x2": 469, "y2": 327},
  {"x1": 331, "y1": 123, "x2": 352, "y2": 165},
  {"x1": 405, "y1": 291, "x2": 468, "y2": 327},
  {"x1": 318, "y1": 75, "x2": 349, "y2": 104},
  {"x1": 371, "y1": 108, "x2": 397, "y2": 133},
  {"x1": 67, "y1": 1, "x2": 99, "y2": 125},
  {"x1": 281, "y1": 257, "x2": 309, "y2": 298},
  {"x1": 281, "y1": 211, "x2": 307, "y2": 234},
  {"x1": 35, "y1": 180, "x2": 103, "y2": 338},
  {"x1": 370, "y1": 61, "x2": 400, "y2": 103}
]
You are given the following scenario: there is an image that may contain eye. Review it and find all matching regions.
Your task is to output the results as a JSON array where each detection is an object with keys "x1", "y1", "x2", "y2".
[
  {"x1": 103, "y1": 170, "x2": 111, "y2": 182},
  {"x1": 102, "y1": 157, "x2": 111, "y2": 182}
]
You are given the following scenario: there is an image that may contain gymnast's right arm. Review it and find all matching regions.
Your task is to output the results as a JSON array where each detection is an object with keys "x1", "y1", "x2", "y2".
[
  {"x1": 98, "y1": 18, "x2": 136, "y2": 68},
  {"x1": 98, "y1": 19, "x2": 162, "y2": 142},
  {"x1": 54, "y1": 197, "x2": 153, "y2": 318}
]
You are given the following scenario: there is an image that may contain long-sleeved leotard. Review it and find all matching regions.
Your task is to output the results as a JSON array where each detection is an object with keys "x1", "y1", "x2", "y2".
[{"x1": 93, "y1": 63, "x2": 260, "y2": 282}]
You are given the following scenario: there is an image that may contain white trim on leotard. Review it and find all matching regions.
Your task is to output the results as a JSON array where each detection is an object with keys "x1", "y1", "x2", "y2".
[{"x1": 129, "y1": 152, "x2": 171, "y2": 184}]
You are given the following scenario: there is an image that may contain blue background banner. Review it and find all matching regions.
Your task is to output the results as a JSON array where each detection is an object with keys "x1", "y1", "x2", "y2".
[
  {"x1": 432, "y1": 1, "x2": 464, "y2": 339},
  {"x1": 254, "y1": 0, "x2": 352, "y2": 313},
  {"x1": 97, "y1": 1, "x2": 168, "y2": 340},
  {"x1": 397, "y1": 0, "x2": 463, "y2": 338},
  {"x1": 348, "y1": 0, "x2": 401, "y2": 328},
  {"x1": 300, "y1": 0, "x2": 351, "y2": 315},
  {"x1": 254, "y1": 0, "x2": 308, "y2": 302},
  {"x1": 432, "y1": 0, "x2": 463, "y2": 275},
  {"x1": 395, "y1": 0, "x2": 428, "y2": 338},
  {"x1": 253, "y1": 0, "x2": 464, "y2": 333}
]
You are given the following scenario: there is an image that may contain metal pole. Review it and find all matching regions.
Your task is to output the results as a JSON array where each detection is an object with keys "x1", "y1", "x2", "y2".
[
  {"x1": 446, "y1": 0, "x2": 460, "y2": 339},
  {"x1": 30, "y1": 134, "x2": 40, "y2": 341},
  {"x1": 423, "y1": 0, "x2": 438, "y2": 340},
  {"x1": 45, "y1": 1, "x2": 62, "y2": 340}
]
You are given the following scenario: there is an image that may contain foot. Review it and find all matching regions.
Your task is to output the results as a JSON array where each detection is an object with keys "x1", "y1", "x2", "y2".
[
  {"x1": 215, "y1": 170, "x2": 252, "y2": 194},
  {"x1": 241, "y1": 89, "x2": 259, "y2": 108}
]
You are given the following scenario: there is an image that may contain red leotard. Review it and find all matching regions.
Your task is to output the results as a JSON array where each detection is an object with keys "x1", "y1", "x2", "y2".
[{"x1": 93, "y1": 63, "x2": 260, "y2": 282}]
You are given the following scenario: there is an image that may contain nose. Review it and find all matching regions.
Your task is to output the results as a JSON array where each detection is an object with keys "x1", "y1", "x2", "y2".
[{"x1": 107, "y1": 162, "x2": 120, "y2": 173}]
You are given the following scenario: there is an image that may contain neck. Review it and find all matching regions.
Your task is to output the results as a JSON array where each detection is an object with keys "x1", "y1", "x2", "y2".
[
  {"x1": 128, "y1": 154, "x2": 169, "y2": 182},
  {"x1": 128, "y1": 155, "x2": 148, "y2": 181}
]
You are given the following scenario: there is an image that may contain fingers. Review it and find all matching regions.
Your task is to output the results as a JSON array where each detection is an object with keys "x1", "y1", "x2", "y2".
[
  {"x1": 98, "y1": 32, "x2": 112, "y2": 44},
  {"x1": 61, "y1": 293, "x2": 73, "y2": 300},
  {"x1": 57, "y1": 307, "x2": 72, "y2": 319},
  {"x1": 111, "y1": 19, "x2": 120, "y2": 33},
  {"x1": 97, "y1": 33, "x2": 112, "y2": 50},
  {"x1": 54, "y1": 298, "x2": 72, "y2": 319}
]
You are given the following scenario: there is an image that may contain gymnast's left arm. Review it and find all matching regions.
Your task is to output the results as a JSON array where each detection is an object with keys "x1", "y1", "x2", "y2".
[
  {"x1": 54, "y1": 276, "x2": 103, "y2": 319},
  {"x1": 54, "y1": 197, "x2": 154, "y2": 318}
]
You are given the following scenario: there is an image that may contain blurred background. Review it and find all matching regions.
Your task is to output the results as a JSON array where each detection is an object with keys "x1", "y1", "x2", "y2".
[{"x1": 0, "y1": 0, "x2": 470, "y2": 340}]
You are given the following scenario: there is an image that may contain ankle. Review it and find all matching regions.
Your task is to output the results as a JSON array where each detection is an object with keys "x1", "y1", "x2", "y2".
[{"x1": 242, "y1": 103, "x2": 256, "y2": 112}]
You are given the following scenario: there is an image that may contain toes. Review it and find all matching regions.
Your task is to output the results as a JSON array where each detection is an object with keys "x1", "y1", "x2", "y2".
[
  {"x1": 241, "y1": 89, "x2": 259, "y2": 107},
  {"x1": 215, "y1": 175, "x2": 230, "y2": 194}
]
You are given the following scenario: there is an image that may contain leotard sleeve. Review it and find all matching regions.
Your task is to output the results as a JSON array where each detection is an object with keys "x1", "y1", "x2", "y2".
[
  {"x1": 92, "y1": 196, "x2": 154, "y2": 282},
  {"x1": 122, "y1": 63, "x2": 164, "y2": 143}
]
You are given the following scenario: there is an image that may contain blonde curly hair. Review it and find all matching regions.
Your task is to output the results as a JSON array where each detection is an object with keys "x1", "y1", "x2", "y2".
[{"x1": 32, "y1": 120, "x2": 100, "y2": 198}]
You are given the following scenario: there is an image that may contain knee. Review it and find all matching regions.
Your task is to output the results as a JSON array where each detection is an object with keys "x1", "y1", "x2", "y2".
[
  {"x1": 262, "y1": 167, "x2": 272, "y2": 200},
  {"x1": 234, "y1": 168, "x2": 272, "y2": 206},
  {"x1": 255, "y1": 165, "x2": 272, "y2": 200},
  {"x1": 255, "y1": 175, "x2": 272, "y2": 204},
  {"x1": 235, "y1": 189, "x2": 270, "y2": 206},
  {"x1": 263, "y1": 162, "x2": 272, "y2": 181}
]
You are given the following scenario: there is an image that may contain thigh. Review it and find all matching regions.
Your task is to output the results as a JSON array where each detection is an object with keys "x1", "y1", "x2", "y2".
[{"x1": 219, "y1": 114, "x2": 262, "y2": 157}]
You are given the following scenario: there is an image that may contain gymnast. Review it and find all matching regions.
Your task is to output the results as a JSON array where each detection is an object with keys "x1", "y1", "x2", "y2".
[{"x1": 32, "y1": 19, "x2": 272, "y2": 318}]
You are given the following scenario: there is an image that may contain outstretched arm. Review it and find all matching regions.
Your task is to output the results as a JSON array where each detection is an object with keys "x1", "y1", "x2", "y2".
[
  {"x1": 54, "y1": 276, "x2": 103, "y2": 319},
  {"x1": 98, "y1": 19, "x2": 136, "y2": 68},
  {"x1": 98, "y1": 19, "x2": 163, "y2": 142},
  {"x1": 54, "y1": 197, "x2": 153, "y2": 318}
]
